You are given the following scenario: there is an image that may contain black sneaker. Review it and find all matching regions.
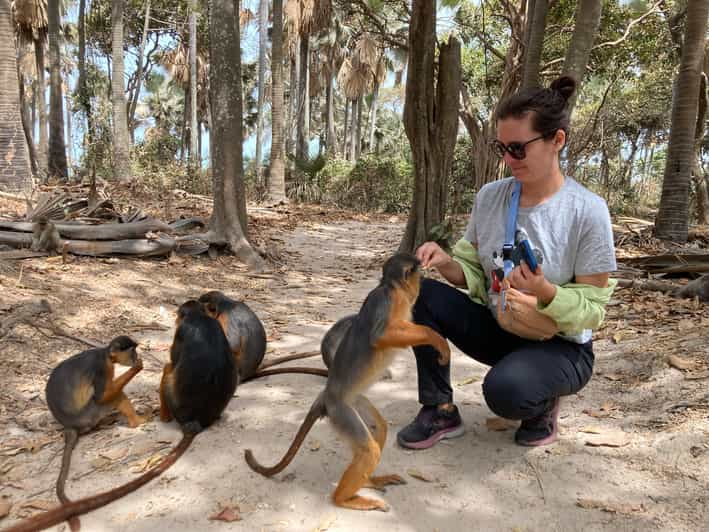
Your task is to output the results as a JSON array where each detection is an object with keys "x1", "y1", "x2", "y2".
[
  {"x1": 515, "y1": 397, "x2": 560, "y2": 446},
  {"x1": 397, "y1": 405, "x2": 465, "y2": 450}
]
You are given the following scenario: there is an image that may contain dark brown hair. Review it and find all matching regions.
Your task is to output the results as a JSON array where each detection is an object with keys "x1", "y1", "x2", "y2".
[{"x1": 495, "y1": 76, "x2": 577, "y2": 137}]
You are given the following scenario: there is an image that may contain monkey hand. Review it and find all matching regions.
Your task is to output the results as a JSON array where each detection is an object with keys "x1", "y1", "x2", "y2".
[{"x1": 133, "y1": 357, "x2": 144, "y2": 371}]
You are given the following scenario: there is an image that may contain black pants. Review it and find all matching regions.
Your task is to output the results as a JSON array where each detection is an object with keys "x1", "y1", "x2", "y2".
[{"x1": 413, "y1": 278, "x2": 594, "y2": 420}]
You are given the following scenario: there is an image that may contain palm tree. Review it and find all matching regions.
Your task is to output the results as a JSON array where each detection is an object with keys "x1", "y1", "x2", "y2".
[
  {"x1": 1, "y1": 0, "x2": 32, "y2": 192},
  {"x1": 47, "y1": 0, "x2": 67, "y2": 178},
  {"x1": 111, "y1": 0, "x2": 130, "y2": 182},
  {"x1": 267, "y1": 0, "x2": 286, "y2": 203},
  {"x1": 655, "y1": 0, "x2": 709, "y2": 242},
  {"x1": 208, "y1": 0, "x2": 264, "y2": 269},
  {"x1": 254, "y1": 0, "x2": 268, "y2": 179},
  {"x1": 12, "y1": 0, "x2": 47, "y2": 173},
  {"x1": 188, "y1": 0, "x2": 199, "y2": 169}
]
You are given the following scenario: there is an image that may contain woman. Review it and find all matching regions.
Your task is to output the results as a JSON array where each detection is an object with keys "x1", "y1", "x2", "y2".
[{"x1": 397, "y1": 76, "x2": 617, "y2": 449}]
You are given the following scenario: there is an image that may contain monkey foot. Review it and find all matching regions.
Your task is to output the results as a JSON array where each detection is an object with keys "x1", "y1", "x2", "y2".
[
  {"x1": 128, "y1": 416, "x2": 147, "y2": 428},
  {"x1": 335, "y1": 495, "x2": 389, "y2": 512}
]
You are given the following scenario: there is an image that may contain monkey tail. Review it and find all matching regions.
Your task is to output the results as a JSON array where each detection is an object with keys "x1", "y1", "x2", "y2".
[
  {"x1": 4, "y1": 434, "x2": 196, "y2": 532},
  {"x1": 56, "y1": 430, "x2": 81, "y2": 532},
  {"x1": 244, "y1": 394, "x2": 326, "y2": 477},
  {"x1": 243, "y1": 367, "x2": 328, "y2": 382},
  {"x1": 256, "y1": 350, "x2": 321, "y2": 371}
]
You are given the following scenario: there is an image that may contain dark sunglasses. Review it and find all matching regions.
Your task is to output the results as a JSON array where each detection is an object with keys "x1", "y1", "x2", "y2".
[{"x1": 491, "y1": 134, "x2": 550, "y2": 160}]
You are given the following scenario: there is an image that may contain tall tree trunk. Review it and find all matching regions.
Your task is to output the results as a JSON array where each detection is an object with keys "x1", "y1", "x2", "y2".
[
  {"x1": 342, "y1": 98, "x2": 349, "y2": 158},
  {"x1": 47, "y1": 0, "x2": 68, "y2": 179},
  {"x1": 208, "y1": 0, "x2": 264, "y2": 269},
  {"x1": 521, "y1": 0, "x2": 549, "y2": 90},
  {"x1": 268, "y1": 0, "x2": 286, "y2": 203},
  {"x1": 655, "y1": 0, "x2": 709, "y2": 242},
  {"x1": 34, "y1": 40, "x2": 48, "y2": 174},
  {"x1": 0, "y1": 0, "x2": 32, "y2": 192},
  {"x1": 349, "y1": 98, "x2": 357, "y2": 161},
  {"x1": 65, "y1": 94, "x2": 72, "y2": 176},
  {"x1": 562, "y1": 0, "x2": 602, "y2": 115},
  {"x1": 368, "y1": 81, "x2": 379, "y2": 152},
  {"x1": 693, "y1": 48, "x2": 708, "y2": 224},
  {"x1": 129, "y1": 0, "x2": 152, "y2": 142},
  {"x1": 111, "y1": 0, "x2": 131, "y2": 182},
  {"x1": 355, "y1": 94, "x2": 363, "y2": 160},
  {"x1": 287, "y1": 47, "x2": 298, "y2": 159},
  {"x1": 325, "y1": 73, "x2": 335, "y2": 155},
  {"x1": 400, "y1": 1, "x2": 461, "y2": 253},
  {"x1": 77, "y1": 0, "x2": 93, "y2": 170},
  {"x1": 189, "y1": 0, "x2": 199, "y2": 169},
  {"x1": 18, "y1": 61, "x2": 38, "y2": 175},
  {"x1": 254, "y1": 0, "x2": 268, "y2": 179},
  {"x1": 296, "y1": 35, "x2": 309, "y2": 160}
]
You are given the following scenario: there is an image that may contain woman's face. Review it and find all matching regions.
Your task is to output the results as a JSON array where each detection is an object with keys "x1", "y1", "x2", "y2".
[{"x1": 495, "y1": 114, "x2": 564, "y2": 184}]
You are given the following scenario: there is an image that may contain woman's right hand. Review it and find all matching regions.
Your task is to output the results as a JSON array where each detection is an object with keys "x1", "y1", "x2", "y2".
[{"x1": 416, "y1": 242, "x2": 452, "y2": 270}]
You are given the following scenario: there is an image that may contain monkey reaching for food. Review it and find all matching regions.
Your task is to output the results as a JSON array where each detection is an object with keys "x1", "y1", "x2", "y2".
[
  {"x1": 245, "y1": 253, "x2": 450, "y2": 511},
  {"x1": 5, "y1": 303, "x2": 237, "y2": 532},
  {"x1": 43, "y1": 336, "x2": 144, "y2": 531}
]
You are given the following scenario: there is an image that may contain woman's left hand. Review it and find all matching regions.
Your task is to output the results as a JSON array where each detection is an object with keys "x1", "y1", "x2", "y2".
[{"x1": 507, "y1": 261, "x2": 556, "y2": 304}]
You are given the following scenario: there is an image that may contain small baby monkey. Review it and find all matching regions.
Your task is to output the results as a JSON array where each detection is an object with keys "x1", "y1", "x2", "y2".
[
  {"x1": 245, "y1": 253, "x2": 450, "y2": 511},
  {"x1": 45, "y1": 336, "x2": 144, "y2": 531}
]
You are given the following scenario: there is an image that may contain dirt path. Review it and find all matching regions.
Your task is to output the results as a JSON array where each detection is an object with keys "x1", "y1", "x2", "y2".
[{"x1": 1, "y1": 211, "x2": 707, "y2": 531}]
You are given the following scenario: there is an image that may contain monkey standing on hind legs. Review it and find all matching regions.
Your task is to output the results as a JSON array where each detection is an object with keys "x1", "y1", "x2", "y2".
[
  {"x1": 4, "y1": 302, "x2": 237, "y2": 532},
  {"x1": 198, "y1": 290, "x2": 327, "y2": 380},
  {"x1": 245, "y1": 253, "x2": 451, "y2": 511},
  {"x1": 43, "y1": 336, "x2": 145, "y2": 532}
]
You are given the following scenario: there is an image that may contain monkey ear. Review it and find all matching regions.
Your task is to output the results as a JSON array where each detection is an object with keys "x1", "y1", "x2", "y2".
[{"x1": 205, "y1": 302, "x2": 218, "y2": 315}]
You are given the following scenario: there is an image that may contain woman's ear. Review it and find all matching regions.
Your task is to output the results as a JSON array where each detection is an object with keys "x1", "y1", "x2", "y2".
[{"x1": 554, "y1": 129, "x2": 566, "y2": 151}]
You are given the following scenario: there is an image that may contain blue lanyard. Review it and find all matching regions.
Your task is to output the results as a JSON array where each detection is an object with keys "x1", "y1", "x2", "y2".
[{"x1": 500, "y1": 180, "x2": 521, "y2": 312}]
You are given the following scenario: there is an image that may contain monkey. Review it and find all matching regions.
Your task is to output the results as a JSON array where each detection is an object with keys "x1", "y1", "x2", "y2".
[
  {"x1": 320, "y1": 314, "x2": 355, "y2": 369},
  {"x1": 198, "y1": 290, "x2": 327, "y2": 381},
  {"x1": 5, "y1": 302, "x2": 237, "y2": 532},
  {"x1": 44, "y1": 336, "x2": 145, "y2": 532},
  {"x1": 244, "y1": 253, "x2": 451, "y2": 512},
  {"x1": 31, "y1": 218, "x2": 62, "y2": 254}
]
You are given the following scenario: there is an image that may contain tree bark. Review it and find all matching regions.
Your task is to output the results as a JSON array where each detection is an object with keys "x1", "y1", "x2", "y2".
[
  {"x1": 325, "y1": 73, "x2": 336, "y2": 155},
  {"x1": 47, "y1": 0, "x2": 68, "y2": 179},
  {"x1": 77, "y1": 0, "x2": 93, "y2": 171},
  {"x1": 400, "y1": 1, "x2": 461, "y2": 253},
  {"x1": 521, "y1": 0, "x2": 549, "y2": 90},
  {"x1": 129, "y1": 0, "x2": 152, "y2": 143},
  {"x1": 562, "y1": 0, "x2": 603, "y2": 115},
  {"x1": 287, "y1": 45, "x2": 298, "y2": 159},
  {"x1": 296, "y1": 35, "x2": 310, "y2": 160},
  {"x1": 0, "y1": 0, "x2": 32, "y2": 192},
  {"x1": 17, "y1": 60, "x2": 38, "y2": 175},
  {"x1": 268, "y1": 0, "x2": 286, "y2": 203},
  {"x1": 34, "y1": 39, "x2": 47, "y2": 173},
  {"x1": 111, "y1": 0, "x2": 131, "y2": 182},
  {"x1": 355, "y1": 94, "x2": 363, "y2": 160},
  {"x1": 189, "y1": 0, "x2": 199, "y2": 169},
  {"x1": 254, "y1": 0, "x2": 268, "y2": 179},
  {"x1": 209, "y1": 0, "x2": 264, "y2": 269},
  {"x1": 655, "y1": 0, "x2": 709, "y2": 242},
  {"x1": 368, "y1": 81, "x2": 379, "y2": 152},
  {"x1": 343, "y1": 98, "x2": 350, "y2": 159}
]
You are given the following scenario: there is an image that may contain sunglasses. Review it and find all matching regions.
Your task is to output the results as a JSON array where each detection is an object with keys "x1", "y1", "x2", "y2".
[{"x1": 491, "y1": 134, "x2": 550, "y2": 160}]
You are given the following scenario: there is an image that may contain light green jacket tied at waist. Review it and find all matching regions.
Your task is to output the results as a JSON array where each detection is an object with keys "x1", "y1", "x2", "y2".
[{"x1": 451, "y1": 238, "x2": 617, "y2": 338}]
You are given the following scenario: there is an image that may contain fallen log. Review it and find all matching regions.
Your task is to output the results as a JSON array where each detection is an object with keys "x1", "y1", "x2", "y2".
[
  {"x1": 616, "y1": 278, "x2": 676, "y2": 293},
  {"x1": 0, "y1": 231, "x2": 175, "y2": 257},
  {"x1": 618, "y1": 253, "x2": 709, "y2": 274},
  {"x1": 0, "y1": 219, "x2": 173, "y2": 240}
]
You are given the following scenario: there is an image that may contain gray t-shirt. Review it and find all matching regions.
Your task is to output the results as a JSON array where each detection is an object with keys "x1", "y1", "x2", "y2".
[{"x1": 463, "y1": 176, "x2": 617, "y2": 344}]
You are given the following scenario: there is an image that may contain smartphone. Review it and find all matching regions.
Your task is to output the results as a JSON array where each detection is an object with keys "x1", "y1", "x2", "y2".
[{"x1": 518, "y1": 240, "x2": 538, "y2": 273}]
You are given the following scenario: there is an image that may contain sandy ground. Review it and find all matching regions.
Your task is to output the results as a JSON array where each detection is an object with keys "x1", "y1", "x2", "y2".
[{"x1": 1, "y1": 207, "x2": 708, "y2": 532}]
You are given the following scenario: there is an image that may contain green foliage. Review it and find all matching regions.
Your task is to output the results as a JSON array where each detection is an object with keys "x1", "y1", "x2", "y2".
[{"x1": 324, "y1": 154, "x2": 413, "y2": 213}]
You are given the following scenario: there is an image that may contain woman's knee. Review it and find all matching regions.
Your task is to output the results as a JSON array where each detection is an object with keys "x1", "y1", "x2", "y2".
[{"x1": 482, "y1": 368, "x2": 535, "y2": 420}]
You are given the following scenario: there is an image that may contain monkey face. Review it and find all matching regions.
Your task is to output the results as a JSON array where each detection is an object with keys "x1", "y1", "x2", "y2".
[{"x1": 109, "y1": 335, "x2": 139, "y2": 366}]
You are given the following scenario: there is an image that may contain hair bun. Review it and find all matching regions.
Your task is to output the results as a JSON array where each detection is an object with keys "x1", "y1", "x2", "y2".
[{"x1": 549, "y1": 76, "x2": 577, "y2": 103}]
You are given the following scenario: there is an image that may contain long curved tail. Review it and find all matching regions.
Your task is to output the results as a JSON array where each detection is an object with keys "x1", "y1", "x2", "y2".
[
  {"x1": 245, "y1": 394, "x2": 326, "y2": 477},
  {"x1": 56, "y1": 430, "x2": 81, "y2": 531},
  {"x1": 244, "y1": 367, "x2": 328, "y2": 382},
  {"x1": 256, "y1": 350, "x2": 321, "y2": 371},
  {"x1": 4, "y1": 434, "x2": 195, "y2": 532}
]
